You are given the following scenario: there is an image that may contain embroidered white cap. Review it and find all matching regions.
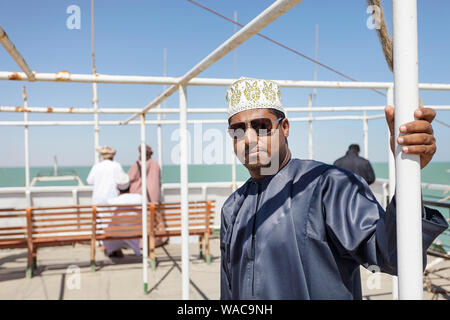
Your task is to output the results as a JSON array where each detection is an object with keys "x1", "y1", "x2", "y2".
[
  {"x1": 226, "y1": 77, "x2": 285, "y2": 118},
  {"x1": 96, "y1": 145, "x2": 116, "y2": 156}
]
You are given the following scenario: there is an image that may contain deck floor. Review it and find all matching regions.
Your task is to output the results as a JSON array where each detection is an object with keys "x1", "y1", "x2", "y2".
[{"x1": 0, "y1": 238, "x2": 448, "y2": 300}]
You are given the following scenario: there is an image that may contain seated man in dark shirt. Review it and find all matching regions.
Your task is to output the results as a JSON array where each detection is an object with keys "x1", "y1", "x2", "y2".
[{"x1": 334, "y1": 144, "x2": 376, "y2": 185}]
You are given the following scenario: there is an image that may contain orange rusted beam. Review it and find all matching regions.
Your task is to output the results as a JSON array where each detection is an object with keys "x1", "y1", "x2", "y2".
[{"x1": 0, "y1": 26, "x2": 35, "y2": 81}]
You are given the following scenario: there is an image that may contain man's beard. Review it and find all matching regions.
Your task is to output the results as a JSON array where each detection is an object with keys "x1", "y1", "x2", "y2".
[
  {"x1": 242, "y1": 150, "x2": 281, "y2": 176},
  {"x1": 235, "y1": 137, "x2": 284, "y2": 176}
]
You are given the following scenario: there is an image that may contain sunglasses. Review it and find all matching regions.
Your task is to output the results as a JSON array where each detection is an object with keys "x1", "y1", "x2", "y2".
[{"x1": 228, "y1": 117, "x2": 284, "y2": 139}]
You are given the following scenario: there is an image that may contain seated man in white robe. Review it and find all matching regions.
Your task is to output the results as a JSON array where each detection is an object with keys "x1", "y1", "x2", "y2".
[{"x1": 103, "y1": 173, "x2": 142, "y2": 258}]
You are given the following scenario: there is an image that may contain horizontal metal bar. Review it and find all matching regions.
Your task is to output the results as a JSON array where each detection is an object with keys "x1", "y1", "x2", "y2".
[
  {"x1": 377, "y1": 178, "x2": 450, "y2": 191},
  {"x1": 365, "y1": 114, "x2": 386, "y2": 120},
  {"x1": 0, "y1": 70, "x2": 395, "y2": 89},
  {"x1": 288, "y1": 114, "x2": 385, "y2": 121},
  {"x1": 0, "y1": 180, "x2": 448, "y2": 195},
  {"x1": 2, "y1": 105, "x2": 450, "y2": 115},
  {"x1": 0, "y1": 114, "x2": 392, "y2": 126},
  {"x1": 0, "y1": 71, "x2": 175, "y2": 84},
  {"x1": 0, "y1": 106, "x2": 180, "y2": 114},
  {"x1": 2, "y1": 68, "x2": 450, "y2": 91}
]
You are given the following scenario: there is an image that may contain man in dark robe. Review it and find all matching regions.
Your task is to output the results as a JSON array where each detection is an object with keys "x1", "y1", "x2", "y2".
[
  {"x1": 334, "y1": 144, "x2": 376, "y2": 185},
  {"x1": 220, "y1": 77, "x2": 448, "y2": 299}
]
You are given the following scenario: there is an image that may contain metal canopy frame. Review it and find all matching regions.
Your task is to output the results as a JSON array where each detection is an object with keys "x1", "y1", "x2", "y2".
[{"x1": 0, "y1": 0, "x2": 448, "y2": 300}]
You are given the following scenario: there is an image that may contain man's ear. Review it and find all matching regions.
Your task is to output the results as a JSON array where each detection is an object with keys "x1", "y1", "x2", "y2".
[{"x1": 282, "y1": 118, "x2": 289, "y2": 138}]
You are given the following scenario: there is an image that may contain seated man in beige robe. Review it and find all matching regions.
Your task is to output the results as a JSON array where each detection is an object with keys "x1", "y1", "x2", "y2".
[{"x1": 128, "y1": 145, "x2": 168, "y2": 247}]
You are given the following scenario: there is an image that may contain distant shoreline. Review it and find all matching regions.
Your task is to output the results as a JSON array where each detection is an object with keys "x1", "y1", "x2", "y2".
[{"x1": 1, "y1": 161, "x2": 449, "y2": 169}]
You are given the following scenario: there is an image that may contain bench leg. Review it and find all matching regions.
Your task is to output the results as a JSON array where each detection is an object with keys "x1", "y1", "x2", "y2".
[
  {"x1": 205, "y1": 232, "x2": 211, "y2": 265},
  {"x1": 148, "y1": 258, "x2": 156, "y2": 270},
  {"x1": 149, "y1": 235, "x2": 156, "y2": 270},
  {"x1": 90, "y1": 238, "x2": 96, "y2": 272},
  {"x1": 90, "y1": 260, "x2": 96, "y2": 272},
  {"x1": 32, "y1": 247, "x2": 38, "y2": 270},
  {"x1": 199, "y1": 235, "x2": 204, "y2": 259},
  {"x1": 26, "y1": 265, "x2": 33, "y2": 279},
  {"x1": 26, "y1": 248, "x2": 33, "y2": 278}
]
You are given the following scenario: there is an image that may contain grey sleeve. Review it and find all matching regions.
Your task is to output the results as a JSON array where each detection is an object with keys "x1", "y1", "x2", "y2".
[{"x1": 320, "y1": 168, "x2": 448, "y2": 275}]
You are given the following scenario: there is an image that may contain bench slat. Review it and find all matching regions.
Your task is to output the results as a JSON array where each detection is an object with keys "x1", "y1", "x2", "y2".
[
  {"x1": 31, "y1": 211, "x2": 93, "y2": 217},
  {"x1": 0, "y1": 226, "x2": 27, "y2": 231},
  {"x1": 160, "y1": 216, "x2": 214, "y2": 223},
  {"x1": 33, "y1": 228, "x2": 93, "y2": 235},
  {"x1": 33, "y1": 222, "x2": 92, "y2": 230},
  {"x1": 155, "y1": 222, "x2": 214, "y2": 229},
  {"x1": 33, "y1": 216, "x2": 92, "y2": 223},
  {"x1": 0, "y1": 214, "x2": 26, "y2": 218},
  {"x1": 101, "y1": 225, "x2": 142, "y2": 232},
  {"x1": 154, "y1": 211, "x2": 214, "y2": 217},
  {"x1": 32, "y1": 235, "x2": 91, "y2": 244}
]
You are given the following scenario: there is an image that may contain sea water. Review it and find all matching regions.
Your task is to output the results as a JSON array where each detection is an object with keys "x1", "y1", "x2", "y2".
[{"x1": 1, "y1": 162, "x2": 449, "y2": 188}]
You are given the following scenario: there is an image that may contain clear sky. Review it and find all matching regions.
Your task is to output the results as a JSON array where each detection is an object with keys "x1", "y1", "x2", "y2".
[{"x1": 0, "y1": 0, "x2": 449, "y2": 167}]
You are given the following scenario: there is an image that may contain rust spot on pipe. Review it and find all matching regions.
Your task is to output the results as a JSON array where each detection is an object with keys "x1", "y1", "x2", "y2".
[
  {"x1": 0, "y1": 29, "x2": 8, "y2": 40},
  {"x1": 14, "y1": 107, "x2": 28, "y2": 112},
  {"x1": 8, "y1": 73, "x2": 22, "y2": 80},
  {"x1": 55, "y1": 70, "x2": 70, "y2": 81},
  {"x1": 47, "y1": 108, "x2": 54, "y2": 113},
  {"x1": 68, "y1": 107, "x2": 74, "y2": 113}
]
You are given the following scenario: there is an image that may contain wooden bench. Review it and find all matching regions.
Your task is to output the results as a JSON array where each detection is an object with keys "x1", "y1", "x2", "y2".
[
  {"x1": 0, "y1": 205, "x2": 97, "y2": 277},
  {"x1": 0, "y1": 208, "x2": 28, "y2": 250},
  {"x1": 0, "y1": 200, "x2": 215, "y2": 277},
  {"x1": 148, "y1": 200, "x2": 215, "y2": 268}
]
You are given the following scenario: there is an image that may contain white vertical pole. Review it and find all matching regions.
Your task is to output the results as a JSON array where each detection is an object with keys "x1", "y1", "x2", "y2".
[
  {"x1": 310, "y1": 24, "x2": 318, "y2": 159},
  {"x1": 313, "y1": 23, "x2": 318, "y2": 104},
  {"x1": 392, "y1": 0, "x2": 423, "y2": 300},
  {"x1": 72, "y1": 189, "x2": 78, "y2": 206},
  {"x1": 179, "y1": 85, "x2": 190, "y2": 300},
  {"x1": 387, "y1": 87, "x2": 396, "y2": 201},
  {"x1": 22, "y1": 87, "x2": 31, "y2": 207},
  {"x1": 231, "y1": 10, "x2": 238, "y2": 191},
  {"x1": 157, "y1": 48, "x2": 167, "y2": 172},
  {"x1": 93, "y1": 83, "x2": 100, "y2": 164},
  {"x1": 233, "y1": 10, "x2": 238, "y2": 78},
  {"x1": 91, "y1": 0, "x2": 100, "y2": 164},
  {"x1": 157, "y1": 104, "x2": 162, "y2": 169},
  {"x1": 231, "y1": 155, "x2": 237, "y2": 192},
  {"x1": 363, "y1": 111, "x2": 369, "y2": 159},
  {"x1": 140, "y1": 114, "x2": 149, "y2": 294},
  {"x1": 308, "y1": 94, "x2": 313, "y2": 160},
  {"x1": 22, "y1": 86, "x2": 30, "y2": 188},
  {"x1": 53, "y1": 156, "x2": 58, "y2": 176},
  {"x1": 387, "y1": 86, "x2": 398, "y2": 300}
]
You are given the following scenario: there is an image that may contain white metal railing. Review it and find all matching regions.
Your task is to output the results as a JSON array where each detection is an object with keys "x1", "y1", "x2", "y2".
[
  {"x1": 1, "y1": 179, "x2": 446, "y2": 200},
  {"x1": 0, "y1": 178, "x2": 447, "y2": 225},
  {"x1": 1, "y1": 70, "x2": 450, "y2": 90}
]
